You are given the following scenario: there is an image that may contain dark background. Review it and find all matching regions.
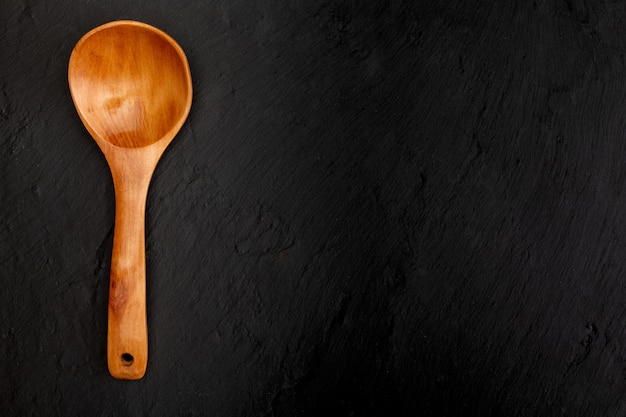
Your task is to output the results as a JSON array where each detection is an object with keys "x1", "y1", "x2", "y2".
[{"x1": 2, "y1": 0, "x2": 626, "y2": 415}]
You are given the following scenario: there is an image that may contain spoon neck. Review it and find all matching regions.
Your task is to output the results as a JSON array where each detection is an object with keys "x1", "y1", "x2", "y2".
[
  {"x1": 108, "y1": 153, "x2": 155, "y2": 277},
  {"x1": 110, "y1": 175, "x2": 150, "y2": 274},
  {"x1": 112, "y1": 174, "x2": 151, "y2": 210}
]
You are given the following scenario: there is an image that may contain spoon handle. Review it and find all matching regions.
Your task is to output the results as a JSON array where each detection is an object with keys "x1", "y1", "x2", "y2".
[{"x1": 107, "y1": 172, "x2": 151, "y2": 379}]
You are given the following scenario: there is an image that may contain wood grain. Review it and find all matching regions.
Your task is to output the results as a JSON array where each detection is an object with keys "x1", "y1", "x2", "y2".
[{"x1": 68, "y1": 20, "x2": 192, "y2": 379}]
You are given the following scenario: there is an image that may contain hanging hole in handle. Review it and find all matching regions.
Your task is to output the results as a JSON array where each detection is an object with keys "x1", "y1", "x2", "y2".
[{"x1": 121, "y1": 353, "x2": 134, "y2": 366}]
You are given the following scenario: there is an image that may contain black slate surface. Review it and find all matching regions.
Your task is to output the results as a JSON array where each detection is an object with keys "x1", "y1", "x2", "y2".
[{"x1": 3, "y1": 0, "x2": 626, "y2": 416}]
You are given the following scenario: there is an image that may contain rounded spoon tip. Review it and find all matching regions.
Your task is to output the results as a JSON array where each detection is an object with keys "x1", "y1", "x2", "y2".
[{"x1": 68, "y1": 20, "x2": 192, "y2": 150}]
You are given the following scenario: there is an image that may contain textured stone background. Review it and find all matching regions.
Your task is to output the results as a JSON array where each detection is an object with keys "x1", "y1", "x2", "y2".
[{"x1": 4, "y1": 0, "x2": 626, "y2": 415}]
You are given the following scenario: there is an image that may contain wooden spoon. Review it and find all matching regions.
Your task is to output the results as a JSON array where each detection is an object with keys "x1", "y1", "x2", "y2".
[{"x1": 68, "y1": 20, "x2": 192, "y2": 379}]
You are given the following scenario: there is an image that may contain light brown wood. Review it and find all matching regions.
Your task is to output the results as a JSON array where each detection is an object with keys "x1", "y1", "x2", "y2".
[{"x1": 68, "y1": 20, "x2": 192, "y2": 380}]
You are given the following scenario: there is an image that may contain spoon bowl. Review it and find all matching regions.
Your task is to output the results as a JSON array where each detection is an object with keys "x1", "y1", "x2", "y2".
[
  {"x1": 68, "y1": 20, "x2": 192, "y2": 380},
  {"x1": 69, "y1": 21, "x2": 191, "y2": 149}
]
